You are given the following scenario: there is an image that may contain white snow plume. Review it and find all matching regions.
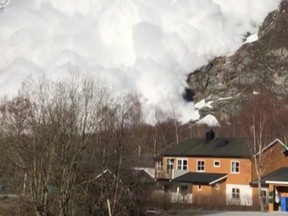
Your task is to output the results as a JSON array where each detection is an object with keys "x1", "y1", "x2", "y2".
[
  {"x1": 0, "y1": 0, "x2": 281, "y2": 123},
  {"x1": 0, "y1": 0, "x2": 10, "y2": 9}
]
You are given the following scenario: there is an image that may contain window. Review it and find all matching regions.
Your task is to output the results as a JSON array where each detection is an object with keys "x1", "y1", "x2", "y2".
[
  {"x1": 232, "y1": 188, "x2": 240, "y2": 199},
  {"x1": 261, "y1": 189, "x2": 268, "y2": 204},
  {"x1": 181, "y1": 185, "x2": 188, "y2": 194},
  {"x1": 197, "y1": 160, "x2": 205, "y2": 172},
  {"x1": 215, "y1": 183, "x2": 220, "y2": 190},
  {"x1": 231, "y1": 161, "x2": 240, "y2": 173},
  {"x1": 198, "y1": 185, "x2": 202, "y2": 191},
  {"x1": 214, "y1": 160, "x2": 220, "y2": 167},
  {"x1": 157, "y1": 161, "x2": 163, "y2": 171},
  {"x1": 166, "y1": 159, "x2": 174, "y2": 174},
  {"x1": 177, "y1": 159, "x2": 188, "y2": 170}
]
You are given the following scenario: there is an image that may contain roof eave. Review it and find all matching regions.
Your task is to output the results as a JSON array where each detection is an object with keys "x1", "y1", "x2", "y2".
[
  {"x1": 163, "y1": 154, "x2": 250, "y2": 159},
  {"x1": 172, "y1": 179, "x2": 210, "y2": 185},
  {"x1": 209, "y1": 175, "x2": 228, "y2": 185},
  {"x1": 253, "y1": 138, "x2": 288, "y2": 157},
  {"x1": 265, "y1": 180, "x2": 288, "y2": 185}
]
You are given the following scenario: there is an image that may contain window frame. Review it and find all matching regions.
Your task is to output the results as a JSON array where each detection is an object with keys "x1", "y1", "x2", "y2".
[
  {"x1": 166, "y1": 158, "x2": 174, "y2": 174},
  {"x1": 261, "y1": 189, "x2": 268, "y2": 204},
  {"x1": 196, "y1": 160, "x2": 205, "y2": 172},
  {"x1": 181, "y1": 185, "x2": 188, "y2": 192},
  {"x1": 213, "y1": 160, "x2": 221, "y2": 168},
  {"x1": 177, "y1": 159, "x2": 188, "y2": 170},
  {"x1": 232, "y1": 188, "x2": 240, "y2": 199},
  {"x1": 231, "y1": 161, "x2": 240, "y2": 174},
  {"x1": 157, "y1": 161, "x2": 163, "y2": 171}
]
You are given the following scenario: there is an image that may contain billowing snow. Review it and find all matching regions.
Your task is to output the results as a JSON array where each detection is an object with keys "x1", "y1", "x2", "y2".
[
  {"x1": 0, "y1": 0, "x2": 10, "y2": 9},
  {"x1": 0, "y1": 0, "x2": 281, "y2": 123}
]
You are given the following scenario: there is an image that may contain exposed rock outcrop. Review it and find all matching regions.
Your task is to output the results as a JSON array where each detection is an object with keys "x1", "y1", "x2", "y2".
[{"x1": 188, "y1": 0, "x2": 288, "y2": 120}]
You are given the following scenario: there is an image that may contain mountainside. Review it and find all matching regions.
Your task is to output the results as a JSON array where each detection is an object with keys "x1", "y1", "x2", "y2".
[{"x1": 188, "y1": 0, "x2": 288, "y2": 120}]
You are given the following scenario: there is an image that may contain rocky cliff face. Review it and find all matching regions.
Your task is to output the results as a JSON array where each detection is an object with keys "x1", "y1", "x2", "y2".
[{"x1": 188, "y1": 0, "x2": 288, "y2": 120}]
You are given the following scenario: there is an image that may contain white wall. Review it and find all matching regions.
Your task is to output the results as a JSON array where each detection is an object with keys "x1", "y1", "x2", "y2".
[
  {"x1": 171, "y1": 192, "x2": 193, "y2": 203},
  {"x1": 169, "y1": 184, "x2": 193, "y2": 204},
  {"x1": 226, "y1": 184, "x2": 253, "y2": 206}
]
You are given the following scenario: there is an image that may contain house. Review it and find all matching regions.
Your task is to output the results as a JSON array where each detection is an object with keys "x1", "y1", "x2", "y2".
[
  {"x1": 154, "y1": 130, "x2": 288, "y2": 212},
  {"x1": 250, "y1": 138, "x2": 288, "y2": 212},
  {"x1": 95, "y1": 168, "x2": 156, "y2": 195},
  {"x1": 129, "y1": 154, "x2": 156, "y2": 178}
]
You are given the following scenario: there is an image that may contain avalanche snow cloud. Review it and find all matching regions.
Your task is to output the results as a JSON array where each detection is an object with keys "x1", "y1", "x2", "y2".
[{"x1": 0, "y1": 0, "x2": 281, "y2": 123}]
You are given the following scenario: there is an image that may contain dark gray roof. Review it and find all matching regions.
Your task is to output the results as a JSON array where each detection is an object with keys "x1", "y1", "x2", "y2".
[
  {"x1": 173, "y1": 172, "x2": 227, "y2": 185},
  {"x1": 123, "y1": 169, "x2": 155, "y2": 184},
  {"x1": 252, "y1": 167, "x2": 288, "y2": 185},
  {"x1": 163, "y1": 138, "x2": 251, "y2": 158}
]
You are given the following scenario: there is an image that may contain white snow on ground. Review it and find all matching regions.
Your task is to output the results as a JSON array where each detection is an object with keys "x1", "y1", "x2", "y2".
[
  {"x1": 196, "y1": 114, "x2": 220, "y2": 127},
  {"x1": 244, "y1": 33, "x2": 259, "y2": 43},
  {"x1": 195, "y1": 99, "x2": 213, "y2": 110},
  {"x1": 192, "y1": 99, "x2": 217, "y2": 126},
  {"x1": 216, "y1": 96, "x2": 233, "y2": 101},
  {"x1": 253, "y1": 90, "x2": 260, "y2": 95}
]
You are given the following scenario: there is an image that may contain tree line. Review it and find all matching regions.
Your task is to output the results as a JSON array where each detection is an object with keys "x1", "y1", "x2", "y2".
[
  {"x1": 0, "y1": 76, "x2": 287, "y2": 215},
  {"x1": 0, "y1": 76, "x2": 182, "y2": 216}
]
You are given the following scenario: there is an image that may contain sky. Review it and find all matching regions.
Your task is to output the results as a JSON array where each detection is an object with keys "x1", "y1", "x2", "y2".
[{"x1": 0, "y1": 0, "x2": 282, "y2": 123}]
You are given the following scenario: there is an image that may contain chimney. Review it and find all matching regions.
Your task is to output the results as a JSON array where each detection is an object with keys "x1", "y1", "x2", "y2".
[{"x1": 205, "y1": 129, "x2": 215, "y2": 142}]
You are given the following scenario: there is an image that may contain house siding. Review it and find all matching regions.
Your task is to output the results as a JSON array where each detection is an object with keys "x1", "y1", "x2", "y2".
[
  {"x1": 158, "y1": 156, "x2": 253, "y2": 205},
  {"x1": 160, "y1": 157, "x2": 252, "y2": 182},
  {"x1": 252, "y1": 141, "x2": 288, "y2": 180},
  {"x1": 157, "y1": 139, "x2": 288, "y2": 210},
  {"x1": 159, "y1": 157, "x2": 252, "y2": 186},
  {"x1": 226, "y1": 184, "x2": 253, "y2": 205},
  {"x1": 212, "y1": 180, "x2": 226, "y2": 195},
  {"x1": 188, "y1": 157, "x2": 252, "y2": 185},
  {"x1": 192, "y1": 184, "x2": 211, "y2": 195},
  {"x1": 250, "y1": 140, "x2": 288, "y2": 212}
]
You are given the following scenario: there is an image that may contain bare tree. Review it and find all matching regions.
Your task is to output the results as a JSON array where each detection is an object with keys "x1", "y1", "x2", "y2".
[
  {"x1": 0, "y1": 76, "x2": 112, "y2": 216},
  {"x1": 228, "y1": 93, "x2": 276, "y2": 211},
  {"x1": 247, "y1": 111, "x2": 269, "y2": 211},
  {"x1": 0, "y1": 73, "x2": 159, "y2": 216}
]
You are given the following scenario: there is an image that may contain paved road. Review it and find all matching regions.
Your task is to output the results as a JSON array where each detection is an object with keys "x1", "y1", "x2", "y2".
[
  {"x1": 166, "y1": 210, "x2": 287, "y2": 216},
  {"x1": 201, "y1": 212, "x2": 286, "y2": 216}
]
